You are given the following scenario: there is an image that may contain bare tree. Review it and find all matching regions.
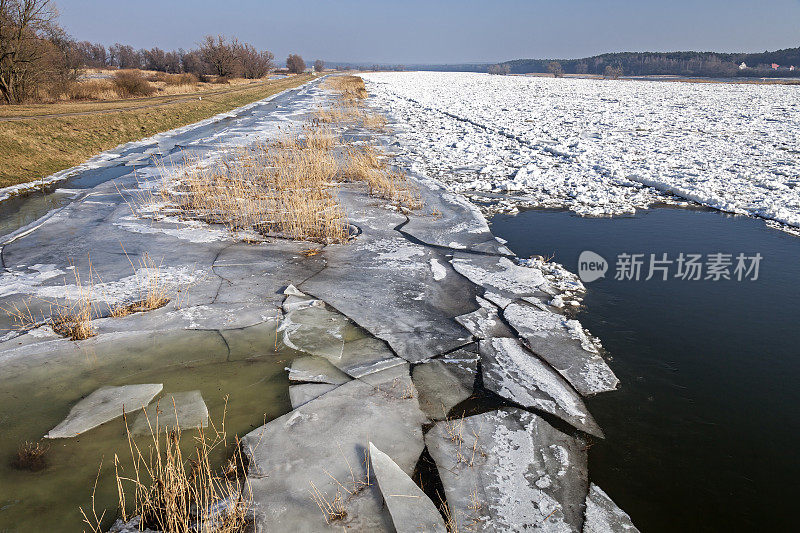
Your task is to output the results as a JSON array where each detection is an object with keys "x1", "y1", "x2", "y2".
[
  {"x1": 604, "y1": 64, "x2": 623, "y2": 79},
  {"x1": 163, "y1": 50, "x2": 181, "y2": 73},
  {"x1": 143, "y1": 47, "x2": 168, "y2": 71},
  {"x1": 286, "y1": 53, "x2": 305, "y2": 74},
  {"x1": 109, "y1": 43, "x2": 141, "y2": 69},
  {"x1": 199, "y1": 35, "x2": 238, "y2": 78},
  {"x1": 234, "y1": 42, "x2": 273, "y2": 78},
  {"x1": 313, "y1": 59, "x2": 324, "y2": 72},
  {"x1": 181, "y1": 49, "x2": 204, "y2": 76},
  {"x1": 547, "y1": 61, "x2": 564, "y2": 78},
  {"x1": 0, "y1": 0, "x2": 69, "y2": 103},
  {"x1": 488, "y1": 63, "x2": 510, "y2": 75},
  {"x1": 73, "y1": 41, "x2": 107, "y2": 68}
]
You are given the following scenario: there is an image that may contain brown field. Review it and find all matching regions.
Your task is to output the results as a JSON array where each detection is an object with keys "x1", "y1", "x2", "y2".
[{"x1": 0, "y1": 74, "x2": 314, "y2": 188}]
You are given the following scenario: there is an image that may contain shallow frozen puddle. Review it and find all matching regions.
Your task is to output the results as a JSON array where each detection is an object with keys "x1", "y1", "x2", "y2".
[{"x1": 0, "y1": 322, "x2": 299, "y2": 531}]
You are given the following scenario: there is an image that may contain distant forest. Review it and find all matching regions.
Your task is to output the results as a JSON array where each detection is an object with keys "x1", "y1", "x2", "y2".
[
  {"x1": 502, "y1": 48, "x2": 800, "y2": 78},
  {"x1": 331, "y1": 47, "x2": 800, "y2": 78}
]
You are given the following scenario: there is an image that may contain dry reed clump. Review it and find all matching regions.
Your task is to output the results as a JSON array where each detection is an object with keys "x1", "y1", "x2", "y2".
[
  {"x1": 0, "y1": 261, "x2": 97, "y2": 340},
  {"x1": 67, "y1": 79, "x2": 117, "y2": 100},
  {"x1": 361, "y1": 112, "x2": 387, "y2": 132},
  {"x1": 322, "y1": 75, "x2": 369, "y2": 101},
  {"x1": 81, "y1": 403, "x2": 252, "y2": 533},
  {"x1": 1, "y1": 252, "x2": 175, "y2": 339},
  {"x1": 341, "y1": 145, "x2": 422, "y2": 210},
  {"x1": 110, "y1": 252, "x2": 172, "y2": 317},
  {"x1": 148, "y1": 72, "x2": 199, "y2": 86},
  {"x1": 13, "y1": 441, "x2": 50, "y2": 471},
  {"x1": 49, "y1": 263, "x2": 98, "y2": 341},
  {"x1": 313, "y1": 101, "x2": 365, "y2": 125},
  {"x1": 162, "y1": 130, "x2": 350, "y2": 244}
]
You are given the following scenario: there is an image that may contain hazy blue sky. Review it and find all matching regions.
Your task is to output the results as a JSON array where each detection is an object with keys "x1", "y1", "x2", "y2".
[{"x1": 59, "y1": 0, "x2": 800, "y2": 64}]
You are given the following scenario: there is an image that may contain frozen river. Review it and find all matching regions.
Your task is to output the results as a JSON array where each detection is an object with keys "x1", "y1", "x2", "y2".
[{"x1": 363, "y1": 72, "x2": 800, "y2": 230}]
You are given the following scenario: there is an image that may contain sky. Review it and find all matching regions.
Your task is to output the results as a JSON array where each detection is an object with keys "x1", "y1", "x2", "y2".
[{"x1": 58, "y1": 0, "x2": 800, "y2": 64}]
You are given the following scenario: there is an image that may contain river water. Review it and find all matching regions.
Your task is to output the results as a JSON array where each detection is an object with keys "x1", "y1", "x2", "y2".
[{"x1": 490, "y1": 206, "x2": 800, "y2": 532}]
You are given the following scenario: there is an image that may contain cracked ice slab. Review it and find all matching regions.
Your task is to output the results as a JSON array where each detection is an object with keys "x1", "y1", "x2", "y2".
[
  {"x1": 289, "y1": 383, "x2": 339, "y2": 408},
  {"x1": 280, "y1": 286, "x2": 405, "y2": 378},
  {"x1": 426, "y1": 407, "x2": 589, "y2": 532},
  {"x1": 480, "y1": 338, "x2": 603, "y2": 438},
  {"x1": 300, "y1": 187, "x2": 478, "y2": 363},
  {"x1": 412, "y1": 345, "x2": 478, "y2": 421},
  {"x1": 455, "y1": 296, "x2": 516, "y2": 340},
  {"x1": 45, "y1": 384, "x2": 163, "y2": 438},
  {"x1": 504, "y1": 302, "x2": 619, "y2": 396},
  {"x1": 583, "y1": 484, "x2": 640, "y2": 533},
  {"x1": 241, "y1": 370, "x2": 427, "y2": 532},
  {"x1": 132, "y1": 390, "x2": 209, "y2": 435},
  {"x1": 287, "y1": 355, "x2": 352, "y2": 385},
  {"x1": 369, "y1": 442, "x2": 447, "y2": 533},
  {"x1": 450, "y1": 252, "x2": 550, "y2": 308},
  {"x1": 400, "y1": 175, "x2": 512, "y2": 255}
]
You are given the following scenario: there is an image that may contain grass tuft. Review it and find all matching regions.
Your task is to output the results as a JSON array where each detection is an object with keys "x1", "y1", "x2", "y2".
[
  {"x1": 82, "y1": 400, "x2": 252, "y2": 533},
  {"x1": 13, "y1": 441, "x2": 50, "y2": 471},
  {"x1": 151, "y1": 127, "x2": 351, "y2": 244},
  {"x1": 341, "y1": 144, "x2": 422, "y2": 210}
]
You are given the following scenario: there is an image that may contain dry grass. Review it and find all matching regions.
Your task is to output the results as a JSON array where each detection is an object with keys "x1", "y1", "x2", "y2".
[
  {"x1": 308, "y1": 443, "x2": 373, "y2": 525},
  {"x1": 1, "y1": 251, "x2": 176, "y2": 338},
  {"x1": 82, "y1": 403, "x2": 252, "y2": 533},
  {"x1": 155, "y1": 127, "x2": 350, "y2": 244},
  {"x1": 308, "y1": 482, "x2": 348, "y2": 524},
  {"x1": 110, "y1": 252, "x2": 172, "y2": 317},
  {"x1": 49, "y1": 262, "x2": 98, "y2": 341},
  {"x1": 68, "y1": 79, "x2": 118, "y2": 101},
  {"x1": 322, "y1": 75, "x2": 369, "y2": 101},
  {"x1": 439, "y1": 493, "x2": 459, "y2": 533},
  {"x1": 341, "y1": 144, "x2": 422, "y2": 209},
  {"x1": 313, "y1": 102, "x2": 364, "y2": 125},
  {"x1": 0, "y1": 74, "x2": 315, "y2": 188},
  {"x1": 361, "y1": 112, "x2": 387, "y2": 131},
  {"x1": 13, "y1": 441, "x2": 50, "y2": 471}
]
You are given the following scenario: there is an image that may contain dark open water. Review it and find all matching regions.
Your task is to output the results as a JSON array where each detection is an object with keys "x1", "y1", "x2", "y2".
[{"x1": 490, "y1": 207, "x2": 800, "y2": 532}]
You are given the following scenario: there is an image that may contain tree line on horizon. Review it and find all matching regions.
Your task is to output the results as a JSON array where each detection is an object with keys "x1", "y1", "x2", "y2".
[
  {"x1": 497, "y1": 49, "x2": 800, "y2": 78},
  {"x1": 0, "y1": 0, "x2": 321, "y2": 104}
]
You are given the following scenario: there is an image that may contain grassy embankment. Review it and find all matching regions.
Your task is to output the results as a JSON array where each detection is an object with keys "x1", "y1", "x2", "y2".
[{"x1": 0, "y1": 74, "x2": 315, "y2": 189}]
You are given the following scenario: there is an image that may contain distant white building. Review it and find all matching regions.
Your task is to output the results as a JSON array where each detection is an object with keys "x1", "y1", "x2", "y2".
[{"x1": 739, "y1": 62, "x2": 748, "y2": 70}]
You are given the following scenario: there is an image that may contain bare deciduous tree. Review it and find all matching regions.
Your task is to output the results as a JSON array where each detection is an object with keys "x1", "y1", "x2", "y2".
[
  {"x1": 314, "y1": 59, "x2": 324, "y2": 72},
  {"x1": 547, "y1": 61, "x2": 564, "y2": 78},
  {"x1": 199, "y1": 35, "x2": 238, "y2": 78},
  {"x1": 0, "y1": 0, "x2": 70, "y2": 103},
  {"x1": 109, "y1": 43, "x2": 141, "y2": 69},
  {"x1": 234, "y1": 42, "x2": 273, "y2": 79},
  {"x1": 604, "y1": 64, "x2": 623, "y2": 79},
  {"x1": 488, "y1": 63, "x2": 510, "y2": 75},
  {"x1": 286, "y1": 54, "x2": 305, "y2": 74}
]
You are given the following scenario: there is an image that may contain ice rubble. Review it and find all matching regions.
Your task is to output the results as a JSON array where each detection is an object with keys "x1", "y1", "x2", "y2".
[{"x1": 362, "y1": 72, "x2": 800, "y2": 230}]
